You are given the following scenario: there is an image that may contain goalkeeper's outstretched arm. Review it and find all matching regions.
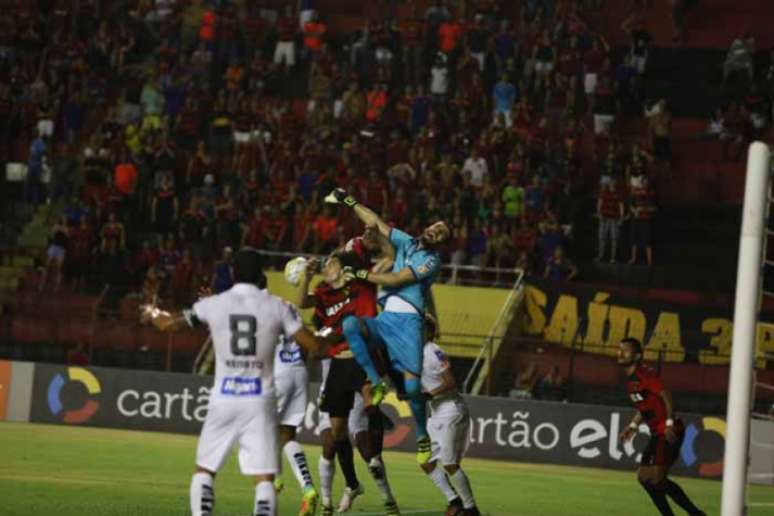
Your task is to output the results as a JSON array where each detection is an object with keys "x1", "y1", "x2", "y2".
[{"x1": 325, "y1": 188, "x2": 392, "y2": 238}]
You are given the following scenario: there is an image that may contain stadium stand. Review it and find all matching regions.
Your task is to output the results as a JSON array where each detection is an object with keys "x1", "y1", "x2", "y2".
[{"x1": 1, "y1": 0, "x2": 773, "y2": 416}]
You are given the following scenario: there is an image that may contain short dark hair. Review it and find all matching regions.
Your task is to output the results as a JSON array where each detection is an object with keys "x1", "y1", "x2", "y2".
[
  {"x1": 620, "y1": 337, "x2": 643, "y2": 355},
  {"x1": 233, "y1": 248, "x2": 266, "y2": 287}
]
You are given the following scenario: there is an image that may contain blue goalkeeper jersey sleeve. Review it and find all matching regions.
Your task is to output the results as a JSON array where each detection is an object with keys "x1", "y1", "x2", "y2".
[{"x1": 380, "y1": 228, "x2": 440, "y2": 313}]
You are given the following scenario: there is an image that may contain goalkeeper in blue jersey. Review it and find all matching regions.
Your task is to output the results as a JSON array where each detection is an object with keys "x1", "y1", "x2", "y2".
[{"x1": 325, "y1": 187, "x2": 450, "y2": 465}]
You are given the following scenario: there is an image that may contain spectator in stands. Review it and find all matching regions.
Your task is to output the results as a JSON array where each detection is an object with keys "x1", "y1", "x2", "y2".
[
  {"x1": 26, "y1": 130, "x2": 47, "y2": 206},
  {"x1": 596, "y1": 181, "x2": 624, "y2": 263},
  {"x1": 592, "y1": 76, "x2": 618, "y2": 135},
  {"x1": 430, "y1": 51, "x2": 451, "y2": 105},
  {"x1": 723, "y1": 33, "x2": 756, "y2": 84},
  {"x1": 645, "y1": 99, "x2": 672, "y2": 176},
  {"x1": 275, "y1": 6, "x2": 298, "y2": 76},
  {"x1": 100, "y1": 213, "x2": 126, "y2": 253},
  {"x1": 39, "y1": 217, "x2": 69, "y2": 293},
  {"x1": 397, "y1": 9, "x2": 423, "y2": 85},
  {"x1": 544, "y1": 246, "x2": 578, "y2": 281},
  {"x1": 66, "y1": 341, "x2": 90, "y2": 366},
  {"x1": 493, "y1": 74, "x2": 517, "y2": 126},
  {"x1": 211, "y1": 246, "x2": 234, "y2": 294},
  {"x1": 629, "y1": 175, "x2": 656, "y2": 266},
  {"x1": 511, "y1": 361, "x2": 539, "y2": 398},
  {"x1": 534, "y1": 365, "x2": 567, "y2": 401},
  {"x1": 462, "y1": 147, "x2": 489, "y2": 188}
]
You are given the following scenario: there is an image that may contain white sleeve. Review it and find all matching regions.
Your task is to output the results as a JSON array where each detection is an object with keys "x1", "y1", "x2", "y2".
[
  {"x1": 279, "y1": 300, "x2": 303, "y2": 337},
  {"x1": 184, "y1": 298, "x2": 210, "y2": 327}
]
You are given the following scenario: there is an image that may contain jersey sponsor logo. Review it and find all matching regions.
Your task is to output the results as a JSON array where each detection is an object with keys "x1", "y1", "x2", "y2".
[
  {"x1": 221, "y1": 377, "x2": 262, "y2": 396},
  {"x1": 279, "y1": 349, "x2": 302, "y2": 363},
  {"x1": 324, "y1": 298, "x2": 351, "y2": 317},
  {"x1": 47, "y1": 367, "x2": 101, "y2": 424}
]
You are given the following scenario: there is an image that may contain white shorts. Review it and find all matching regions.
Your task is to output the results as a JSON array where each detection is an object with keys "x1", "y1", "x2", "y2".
[
  {"x1": 593, "y1": 114, "x2": 615, "y2": 135},
  {"x1": 38, "y1": 119, "x2": 54, "y2": 137},
  {"x1": 428, "y1": 396, "x2": 471, "y2": 466},
  {"x1": 631, "y1": 54, "x2": 647, "y2": 74},
  {"x1": 233, "y1": 131, "x2": 251, "y2": 143},
  {"x1": 584, "y1": 73, "x2": 598, "y2": 95},
  {"x1": 196, "y1": 397, "x2": 279, "y2": 475},
  {"x1": 276, "y1": 368, "x2": 308, "y2": 428},
  {"x1": 47, "y1": 244, "x2": 66, "y2": 262},
  {"x1": 348, "y1": 392, "x2": 368, "y2": 438},
  {"x1": 535, "y1": 61, "x2": 553, "y2": 74},
  {"x1": 274, "y1": 41, "x2": 296, "y2": 66}
]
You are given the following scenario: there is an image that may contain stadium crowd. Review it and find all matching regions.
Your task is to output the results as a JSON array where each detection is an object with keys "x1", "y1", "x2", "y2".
[{"x1": 15, "y1": 0, "x2": 772, "y2": 305}]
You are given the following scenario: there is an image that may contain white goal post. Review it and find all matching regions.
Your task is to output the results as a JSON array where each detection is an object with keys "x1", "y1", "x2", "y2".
[{"x1": 722, "y1": 142, "x2": 771, "y2": 516}]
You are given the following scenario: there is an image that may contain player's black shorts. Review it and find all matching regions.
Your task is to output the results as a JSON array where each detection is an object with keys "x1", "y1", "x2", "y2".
[
  {"x1": 641, "y1": 419, "x2": 685, "y2": 467},
  {"x1": 320, "y1": 357, "x2": 366, "y2": 418}
]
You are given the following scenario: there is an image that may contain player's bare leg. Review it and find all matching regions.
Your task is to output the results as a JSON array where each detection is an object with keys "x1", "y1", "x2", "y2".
[
  {"x1": 253, "y1": 473, "x2": 277, "y2": 516},
  {"x1": 420, "y1": 461, "x2": 463, "y2": 515},
  {"x1": 190, "y1": 466, "x2": 216, "y2": 516},
  {"x1": 278, "y1": 425, "x2": 318, "y2": 516}
]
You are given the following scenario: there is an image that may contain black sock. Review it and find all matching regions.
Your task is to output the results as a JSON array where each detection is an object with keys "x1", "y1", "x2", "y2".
[
  {"x1": 665, "y1": 480, "x2": 704, "y2": 515},
  {"x1": 367, "y1": 409, "x2": 385, "y2": 457},
  {"x1": 334, "y1": 439, "x2": 359, "y2": 489},
  {"x1": 641, "y1": 482, "x2": 674, "y2": 516}
]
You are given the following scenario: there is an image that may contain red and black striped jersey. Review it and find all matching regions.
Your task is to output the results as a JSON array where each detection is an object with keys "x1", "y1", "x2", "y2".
[
  {"x1": 626, "y1": 364, "x2": 671, "y2": 435},
  {"x1": 313, "y1": 280, "x2": 377, "y2": 357}
]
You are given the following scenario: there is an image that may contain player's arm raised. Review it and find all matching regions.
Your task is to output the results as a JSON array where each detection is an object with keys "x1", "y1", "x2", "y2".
[
  {"x1": 325, "y1": 188, "x2": 392, "y2": 238},
  {"x1": 142, "y1": 305, "x2": 194, "y2": 332},
  {"x1": 296, "y1": 258, "x2": 319, "y2": 309},
  {"x1": 345, "y1": 266, "x2": 416, "y2": 288}
]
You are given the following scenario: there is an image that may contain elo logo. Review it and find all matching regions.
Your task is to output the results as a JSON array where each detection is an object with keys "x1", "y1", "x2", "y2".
[
  {"x1": 680, "y1": 417, "x2": 726, "y2": 477},
  {"x1": 47, "y1": 367, "x2": 101, "y2": 424},
  {"x1": 382, "y1": 392, "x2": 413, "y2": 448}
]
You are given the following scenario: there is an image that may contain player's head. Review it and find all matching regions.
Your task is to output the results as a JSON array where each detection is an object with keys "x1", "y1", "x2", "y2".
[
  {"x1": 233, "y1": 247, "x2": 266, "y2": 288},
  {"x1": 420, "y1": 220, "x2": 451, "y2": 248},
  {"x1": 424, "y1": 313, "x2": 439, "y2": 342},
  {"x1": 362, "y1": 227, "x2": 381, "y2": 251},
  {"x1": 617, "y1": 337, "x2": 643, "y2": 367},
  {"x1": 322, "y1": 252, "x2": 344, "y2": 285}
]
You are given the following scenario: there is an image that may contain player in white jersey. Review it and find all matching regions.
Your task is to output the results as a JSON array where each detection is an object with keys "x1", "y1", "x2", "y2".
[
  {"x1": 419, "y1": 315, "x2": 480, "y2": 516},
  {"x1": 145, "y1": 249, "x2": 327, "y2": 516},
  {"x1": 273, "y1": 334, "x2": 318, "y2": 507}
]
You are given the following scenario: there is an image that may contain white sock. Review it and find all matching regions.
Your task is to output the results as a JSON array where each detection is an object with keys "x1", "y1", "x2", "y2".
[
  {"x1": 253, "y1": 481, "x2": 276, "y2": 516},
  {"x1": 319, "y1": 456, "x2": 335, "y2": 506},
  {"x1": 190, "y1": 472, "x2": 214, "y2": 516},
  {"x1": 367, "y1": 456, "x2": 394, "y2": 502},
  {"x1": 427, "y1": 465, "x2": 458, "y2": 502},
  {"x1": 283, "y1": 440, "x2": 314, "y2": 490},
  {"x1": 449, "y1": 468, "x2": 476, "y2": 509}
]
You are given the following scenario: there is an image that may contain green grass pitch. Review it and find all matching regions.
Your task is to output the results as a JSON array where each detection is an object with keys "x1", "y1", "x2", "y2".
[{"x1": 1, "y1": 422, "x2": 773, "y2": 515}]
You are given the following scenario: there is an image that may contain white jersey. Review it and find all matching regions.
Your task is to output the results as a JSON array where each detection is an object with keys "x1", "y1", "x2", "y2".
[
  {"x1": 422, "y1": 342, "x2": 464, "y2": 411},
  {"x1": 274, "y1": 335, "x2": 306, "y2": 376},
  {"x1": 423, "y1": 342, "x2": 470, "y2": 466},
  {"x1": 188, "y1": 283, "x2": 303, "y2": 401}
]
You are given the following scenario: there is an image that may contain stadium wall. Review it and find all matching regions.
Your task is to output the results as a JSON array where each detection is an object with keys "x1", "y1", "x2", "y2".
[
  {"x1": 523, "y1": 278, "x2": 774, "y2": 367},
  {"x1": 3, "y1": 360, "x2": 772, "y2": 484}
]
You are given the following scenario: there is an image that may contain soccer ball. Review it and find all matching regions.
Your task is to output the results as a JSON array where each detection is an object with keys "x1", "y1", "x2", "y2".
[{"x1": 284, "y1": 257, "x2": 308, "y2": 287}]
